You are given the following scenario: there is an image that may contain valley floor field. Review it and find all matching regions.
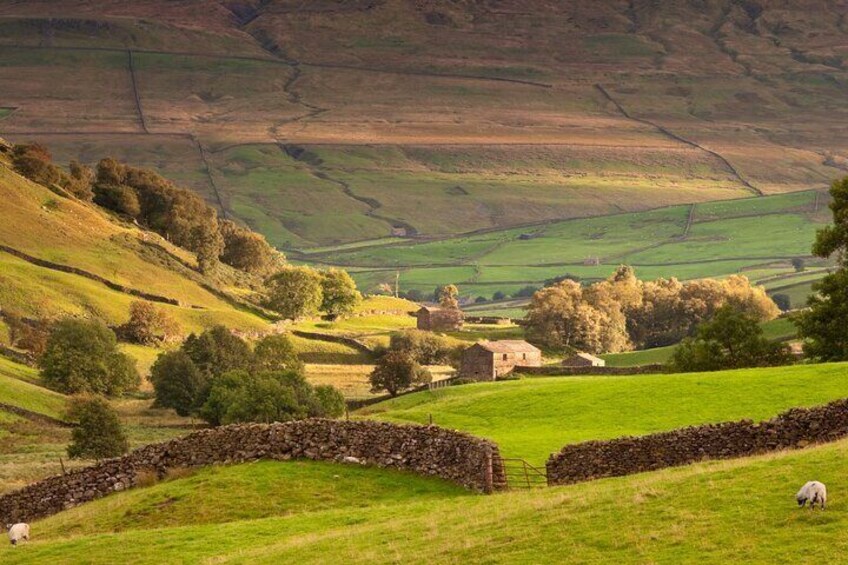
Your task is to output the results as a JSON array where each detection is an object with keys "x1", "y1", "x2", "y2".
[{"x1": 305, "y1": 190, "x2": 832, "y2": 301}]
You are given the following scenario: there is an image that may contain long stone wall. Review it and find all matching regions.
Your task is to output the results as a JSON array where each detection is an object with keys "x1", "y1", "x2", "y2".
[
  {"x1": 0, "y1": 419, "x2": 505, "y2": 523},
  {"x1": 519, "y1": 364, "x2": 665, "y2": 376},
  {"x1": 547, "y1": 398, "x2": 848, "y2": 485}
]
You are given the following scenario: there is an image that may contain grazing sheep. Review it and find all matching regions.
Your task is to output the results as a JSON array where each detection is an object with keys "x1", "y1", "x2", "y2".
[
  {"x1": 6, "y1": 523, "x2": 30, "y2": 546},
  {"x1": 796, "y1": 481, "x2": 827, "y2": 510}
]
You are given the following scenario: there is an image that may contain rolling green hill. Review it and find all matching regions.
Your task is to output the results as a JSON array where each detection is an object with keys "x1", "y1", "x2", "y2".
[
  {"x1": 7, "y1": 437, "x2": 848, "y2": 563},
  {"x1": 362, "y1": 363, "x2": 848, "y2": 465}
]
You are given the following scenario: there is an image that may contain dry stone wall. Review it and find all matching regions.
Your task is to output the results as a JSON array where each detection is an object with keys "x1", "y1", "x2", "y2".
[
  {"x1": 0, "y1": 419, "x2": 505, "y2": 523},
  {"x1": 519, "y1": 364, "x2": 665, "y2": 376},
  {"x1": 547, "y1": 398, "x2": 848, "y2": 485}
]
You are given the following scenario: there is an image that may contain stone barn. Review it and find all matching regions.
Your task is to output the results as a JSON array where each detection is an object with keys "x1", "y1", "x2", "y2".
[
  {"x1": 562, "y1": 352, "x2": 605, "y2": 367},
  {"x1": 416, "y1": 306, "x2": 464, "y2": 331},
  {"x1": 460, "y1": 340, "x2": 542, "y2": 381}
]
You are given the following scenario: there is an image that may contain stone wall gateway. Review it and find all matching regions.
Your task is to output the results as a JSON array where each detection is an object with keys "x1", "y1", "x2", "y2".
[
  {"x1": 547, "y1": 398, "x2": 848, "y2": 486},
  {"x1": 0, "y1": 419, "x2": 506, "y2": 523}
]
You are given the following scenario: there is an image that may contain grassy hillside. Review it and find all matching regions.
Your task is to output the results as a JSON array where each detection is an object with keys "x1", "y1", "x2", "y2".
[
  {"x1": 362, "y1": 363, "x2": 848, "y2": 465},
  {"x1": 0, "y1": 159, "x2": 269, "y2": 332},
  {"x1": 8, "y1": 437, "x2": 848, "y2": 563},
  {"x1": 0, "y1": 355, "x2": 198, "y2": 492},
  {"x1": 0, "y1": 357, "x2": 64, "y2": 418},
  {"x1": 35, "y1": 460, "x2": 467, "y2": 537}
]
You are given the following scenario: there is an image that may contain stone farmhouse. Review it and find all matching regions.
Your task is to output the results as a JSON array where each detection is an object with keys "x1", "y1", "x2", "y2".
[
  {"x1": 416, "y1": 305, "x2": 464, "y2": 331},
  {"x1": 460, "y1": 340, "x2": 542, "y2": 381},
  {"x1": 562, "y1": 352, "x2": 605, "y2": 367}
]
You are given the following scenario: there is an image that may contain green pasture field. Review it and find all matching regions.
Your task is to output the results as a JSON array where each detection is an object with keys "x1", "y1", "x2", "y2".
[
  {"x1": 8, "y1": 432, "x2": 848, "y2": 563},
  {"x1": 309, "y1": 191, "x2": 827, "y2": 298},
  {"x1": 362, "y1": 363, "x2": 848, "y2": 465}
]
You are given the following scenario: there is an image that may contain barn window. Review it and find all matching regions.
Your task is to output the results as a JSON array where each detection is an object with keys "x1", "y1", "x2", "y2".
[
  {"x1": 502, "y1": 354, "x2": 508, "y2": 361},
  {"x1": 522, "y1": 353, "x2": 526, "y2": 360}
]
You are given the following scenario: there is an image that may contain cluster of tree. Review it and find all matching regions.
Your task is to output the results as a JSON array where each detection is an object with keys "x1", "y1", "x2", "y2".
[
  {"x1": 118, "y1": 300, "x2": 181, "y2": 346},
  {"x1": 65, "y1": 396, "x2": 129, "y2": 460},
  {"x1": 525, "y1": 266, "x2": 779, "y2": 354},
  {"x1": 92, "y1": 158, "x2": 223, "y2": 272},
  {"x1": 669, "y1": 306, "x2": 791, "y2": 372},
  {"x1": 39, "y1": 319, "x2": 140, "y2": 396},
  {"x1": 369, "y1": 330, "x2": 460, "y2": 396},
  {"x1": 264, "y1": 266, "x2": 361, "y2": 320},
  {"x1": 10, "y1": 144, "x2": 283, "y2": 275},
  {"x1": 219, "y1": 219, "x2": 284, "y2": 275},
  {"x1": 150, "y1": 326, "x2": 344, "y2": 424},
  {"x1": 797, "y1": 177, "x2": 848, "y2": 360},
  {"x1": 11, "y1": 143, "x2": 94, "y2": 200}
]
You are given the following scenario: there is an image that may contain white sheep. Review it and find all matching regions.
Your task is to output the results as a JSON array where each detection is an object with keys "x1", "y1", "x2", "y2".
[
  {"x1": 6, "y1": 523, "x2": 30, "y2": 546},
  {"x1": 796, "y1": 481, "x2": 827, "y2": 510}
]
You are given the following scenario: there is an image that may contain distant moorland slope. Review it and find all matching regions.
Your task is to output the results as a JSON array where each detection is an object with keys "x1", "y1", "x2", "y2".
[{"x1": 0, "y1": 0, "x2": 844, "y2": 295}]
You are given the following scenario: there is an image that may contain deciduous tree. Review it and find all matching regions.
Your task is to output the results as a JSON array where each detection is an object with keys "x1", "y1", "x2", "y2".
[
  {"x1": 320, "y1": 269, "x2": 362, "y2": 317},
  {"x1": 798, "y1": 177, "x2": 848, "y2": 360},
  {"x1": 40, "y1": 319, "x2": 139, "y2": 395},
  {"x1": 369, "y1": 350, "x2": 432, "y2": 397},
  {"x1": 150, "y1": 351, "x2": 208, "y2": 417},
  {"x1": 66, "y1": 396, "x2": 129, "y2": 460},
  {"x1": 437, "y1": 284, "x2": 460, "y2": 309},
  {"x1": 219, "y1": 219, "x2": 283, "y2": 275},
  {"x1": 264, "y1": 266, "x2": 324, "y2": 319},
  {"x1": 669, "y1": 306, "x2": 791, "y2": 372},
  {"x1": 120, "y1": 300, "x2": 180, "y2": 345}
]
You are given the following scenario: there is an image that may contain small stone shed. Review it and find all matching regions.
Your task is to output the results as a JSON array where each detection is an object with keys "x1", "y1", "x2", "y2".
[
  {"x1": 562, "y1": 352, "x2": 605, "y2": 367},
  {"x1": 460, "y1": 340, "x2": 542, "y2": 381},
  {"x1": 416, "y1": 305, "x2": 464, "y2": 331}
]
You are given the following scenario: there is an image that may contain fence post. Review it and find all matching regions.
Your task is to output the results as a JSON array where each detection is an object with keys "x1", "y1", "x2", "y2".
[{"x1": 483, "y1": 446, "x2": 494, "y2": 494}]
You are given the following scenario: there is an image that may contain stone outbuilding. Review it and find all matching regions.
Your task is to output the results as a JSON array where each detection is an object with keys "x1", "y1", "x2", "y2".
[
  {"x1": 416, "y1": 305, "x2": 464, "y2": 332},
  {"x1": 562, "y1": 352, "x2": 605, "y2": 367},
  {"x1": 460, "y1": 340, "x2": 542, "y2": 381}
]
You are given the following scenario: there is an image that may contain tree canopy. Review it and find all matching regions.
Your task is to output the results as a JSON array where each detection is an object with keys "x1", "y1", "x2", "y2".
[
  {"x1": 798, "y1": 177, "x2": 848, "y2": 361},
  {"x1": 320, "y1": 269, "x2": 362, "y2": 317},
  {"x1": 669, "y1": 306, "x2": 791, "y2": 372},
  {"x1": 40, "y1": 319, "x2": 139, "y2": 396},
  {"x1": 264, "y1": 266, "x2": 324, "y2": 319},
  {"x1": 525, "y1": 266, "x2": 779, "y2": 354},
  {"x1": 150, "y1": 328, "x2": 343, "y2": 424},
  {"x1": 66, "y1": 396, "x2": 129, "y2": 460},
  {"x1": 369, "y1": 350, "x2": 432, "y2": 397},
  {"x1": 120, "y1": 300, "x2": 181, "y2": 345}
]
